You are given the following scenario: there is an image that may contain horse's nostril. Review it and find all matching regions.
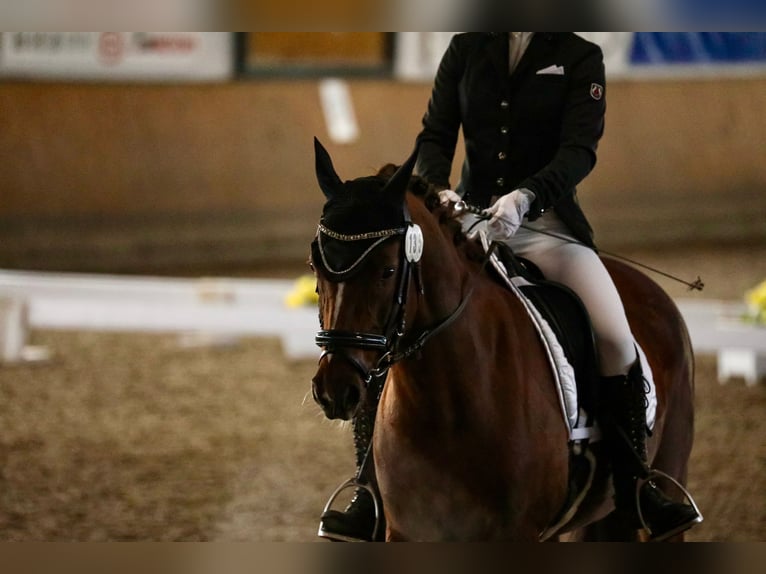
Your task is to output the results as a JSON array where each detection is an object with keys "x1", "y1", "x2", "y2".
[
  {"x1": 342, "y1": 384, "x2": 361, "y2": 415},
  {"x1": 311, "y1": 379, "x2": 331, "y2": 412}
]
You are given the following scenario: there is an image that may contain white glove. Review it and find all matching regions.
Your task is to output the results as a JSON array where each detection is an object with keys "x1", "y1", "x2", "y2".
[
  {"x1": 484, "y1": 188, "x2": 535, "y2": 241},
  {"x1": 438, "y1": 189, "x2": 462, "y2": 206}
]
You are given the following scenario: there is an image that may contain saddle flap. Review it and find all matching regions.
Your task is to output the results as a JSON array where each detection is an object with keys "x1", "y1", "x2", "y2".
[
  {"x1": 495, "y1": 242, "x2": 601, "y2": 421},
  {"x1": 479, "y1": 231, "x2": 657, "y2": 437}
]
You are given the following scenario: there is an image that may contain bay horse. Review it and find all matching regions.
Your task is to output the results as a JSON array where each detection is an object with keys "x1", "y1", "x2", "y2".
[{"x1": 309, "y1": 139, "x2": 697, "y2": 541}]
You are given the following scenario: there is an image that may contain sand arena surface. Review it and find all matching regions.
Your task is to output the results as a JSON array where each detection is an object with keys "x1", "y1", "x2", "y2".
[{"x1": 0, "y1": 245, "x2": 764, "y2": 541}]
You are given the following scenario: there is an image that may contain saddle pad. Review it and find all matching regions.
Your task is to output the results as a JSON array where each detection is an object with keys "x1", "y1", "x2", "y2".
[{"x1": 479, "y1": 229, "x2": 657, "y2": 441}]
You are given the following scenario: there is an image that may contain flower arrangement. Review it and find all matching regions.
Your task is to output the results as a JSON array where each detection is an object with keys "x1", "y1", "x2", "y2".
[{"x1": 744, "y1": 279, "x2": 766, "y2": 325}]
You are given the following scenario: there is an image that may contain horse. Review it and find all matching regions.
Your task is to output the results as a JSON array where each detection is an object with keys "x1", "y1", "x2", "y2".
[{"x1": 309, "y1": 139, "x2": 698, "y2": 542}]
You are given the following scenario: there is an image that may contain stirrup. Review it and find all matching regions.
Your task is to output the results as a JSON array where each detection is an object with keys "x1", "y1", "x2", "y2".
[
  {"x1": 317, "y1": 477, "x2": 382, "y2": 542},
  {"x1": 635, "y1": 468, "x2": 704, "y2": 541}
]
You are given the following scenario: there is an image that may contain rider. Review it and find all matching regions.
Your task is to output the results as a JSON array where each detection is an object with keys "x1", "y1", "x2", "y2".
[{"x1": 319, "y1": 32, "x2": 702, "y2": 542}]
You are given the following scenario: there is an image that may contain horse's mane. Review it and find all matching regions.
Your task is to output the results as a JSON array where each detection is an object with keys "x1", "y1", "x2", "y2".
[{"x1": 375, "y1": 163, "x2": 486, "y2": 264}]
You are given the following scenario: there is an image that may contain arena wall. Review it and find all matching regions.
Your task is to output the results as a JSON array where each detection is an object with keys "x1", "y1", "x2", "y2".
[{"x1": 1, "y1": 79, "x2": 764, "y2": 273}]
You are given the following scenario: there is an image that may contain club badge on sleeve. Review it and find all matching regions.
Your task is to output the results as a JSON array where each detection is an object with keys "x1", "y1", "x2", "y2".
[{"x1": 590, "y1": 83, "x2": 604, "y2": 100}]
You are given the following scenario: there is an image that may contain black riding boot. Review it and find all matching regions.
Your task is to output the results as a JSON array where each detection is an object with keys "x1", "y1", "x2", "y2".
[
  {"x1": 318, "y1": 406, "x2": 383, "y2": 542},
  {"x1": 600, "y1": 360, "x2": 703, "y2": 541}
]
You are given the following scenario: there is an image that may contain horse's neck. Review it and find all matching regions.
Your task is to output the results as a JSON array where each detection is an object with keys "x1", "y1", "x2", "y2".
[
  {"x1": 412, "y1": 240, "x2": 473, "y2": 332},
  {"x1": 400, "y1": 209, "x2": 529, "y2": 386},
  {"x1": 413, "y1": 224, "x2": 511, "y2": 335},
  {"x1": 399, "y1": 241, "x2": 532, "y2": 391},
  {"x1": 389, "y1": 278, "x2": 545, "y2": 463},
  {"x1": 398, "y1": 244, "x2": 488, "y2": 384}
]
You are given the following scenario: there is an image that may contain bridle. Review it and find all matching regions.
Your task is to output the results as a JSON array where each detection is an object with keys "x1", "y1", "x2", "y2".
[{"x1": 314, "y1": 203, "x2": 473, "y2": 388}]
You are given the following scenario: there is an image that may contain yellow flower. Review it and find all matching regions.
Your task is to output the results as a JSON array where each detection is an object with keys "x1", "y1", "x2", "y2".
[
  {"x1": 745, "y1": 279, "x2": 766, "y2": 324},
  {"x1": 284, "y1": 275, "x2": 319, "y2": 308}
]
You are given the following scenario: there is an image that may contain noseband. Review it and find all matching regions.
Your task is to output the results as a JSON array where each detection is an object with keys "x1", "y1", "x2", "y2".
[{"x1": 314, "y1": 204, "x2": 472, "y2": 388}]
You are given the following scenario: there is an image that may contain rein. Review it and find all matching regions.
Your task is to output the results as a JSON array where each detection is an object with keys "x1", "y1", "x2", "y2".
[{"x1": 358, "y1": 278, "x2": 475, "y2": 385}]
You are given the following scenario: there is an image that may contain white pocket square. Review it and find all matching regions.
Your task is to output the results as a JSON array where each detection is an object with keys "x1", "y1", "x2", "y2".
[{"x1": 536, "y1": 65, "x2": 565, "y2": 75}]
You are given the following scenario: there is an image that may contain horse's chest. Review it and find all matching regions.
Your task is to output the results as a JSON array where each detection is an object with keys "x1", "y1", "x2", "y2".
[{"x1": 375, "y1": 432, "x2": 514, "y2": 541}]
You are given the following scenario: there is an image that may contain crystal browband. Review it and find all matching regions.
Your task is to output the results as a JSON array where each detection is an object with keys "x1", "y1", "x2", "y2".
[{"x1": 318, "y1": 222, "x2": 408, "y2": 242}]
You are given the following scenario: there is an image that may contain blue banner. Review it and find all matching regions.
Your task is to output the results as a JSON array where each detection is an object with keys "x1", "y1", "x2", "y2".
[
  {"x1": 631, "y1": 33, "x2": 766, "y2": 65},
  {"x1": 397, "y1": 34, "x2": 766, "y2": 82},
  {"x1": 669, "y1": 0, "x2": 766, "y2": 26}
]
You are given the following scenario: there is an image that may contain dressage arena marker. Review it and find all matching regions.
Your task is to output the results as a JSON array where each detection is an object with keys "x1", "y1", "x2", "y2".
[
  {"x1": 319, "y1": 78, "x2": 359, "y2": 144},
  {"x1": 717, "y1": 348, "x2": 766, "y2": 387},
  {"x1": 676, "y1": 299, "x2": 766, "y2": 386},
  {"x1": 0, "y1": 296, "x2": 51, "y2": 364},
  {"x1": 0, "y1": 269, "x2": 764, "y2": 381},
  {"x1": 0, "y1": 297, "x2": 26, "y2": 362}
]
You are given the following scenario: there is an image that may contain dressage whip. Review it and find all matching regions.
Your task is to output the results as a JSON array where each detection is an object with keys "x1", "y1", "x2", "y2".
[{"x1": 454, "y1": 201, "x2": 705, "y2": 292}]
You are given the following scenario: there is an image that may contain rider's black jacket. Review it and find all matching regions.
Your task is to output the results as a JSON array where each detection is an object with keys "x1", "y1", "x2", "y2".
[{"x1": 416, "y1": 32, "x2": 606, "y2": 247}]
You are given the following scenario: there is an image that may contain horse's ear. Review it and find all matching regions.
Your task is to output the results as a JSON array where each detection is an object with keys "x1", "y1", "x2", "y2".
[
  {"x1": 314, "y1": 137, "x2": 343, "y2": 199},
  {"x1": 382, "y1": 143, "x2": 419, "y2": 199}
]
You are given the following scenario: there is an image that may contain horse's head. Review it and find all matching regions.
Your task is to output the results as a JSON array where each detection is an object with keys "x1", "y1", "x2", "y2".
[{"x1": 309, "y1": 138, "x2": 421, "y2": 420}]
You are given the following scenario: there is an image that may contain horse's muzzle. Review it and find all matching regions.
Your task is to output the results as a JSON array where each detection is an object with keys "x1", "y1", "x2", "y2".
[{"x1": 312, "y1": 367, "x2": 363, "y2": 421}]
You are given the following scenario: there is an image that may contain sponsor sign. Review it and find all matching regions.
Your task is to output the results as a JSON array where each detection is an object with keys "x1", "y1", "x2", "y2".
[
  {"x1": 394, "y1": 33, "x2": 766, "y2": 81},
  {"x1": 0, "y1": 32, "x2": 233, "y2": 81},
  {"x1": 580, "y1": 32, "x2": 766, "y2": 78}
]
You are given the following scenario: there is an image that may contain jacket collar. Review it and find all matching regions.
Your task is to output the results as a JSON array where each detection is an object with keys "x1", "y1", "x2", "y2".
[
  {"x1": 513, "y1": 33, "x2": 557, "y2": 78},
  {"x1": 486, "y1": 33, "x2": 510, "y2": 80},
  {"x1": 486, "y1": 33, "x2": 557, "y2": 79}
]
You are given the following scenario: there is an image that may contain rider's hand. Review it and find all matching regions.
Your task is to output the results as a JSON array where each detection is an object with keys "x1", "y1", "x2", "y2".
[
  {"x1": 485, "y1": 188, "x2": 535, "y2": 241},
  {"x1": 438, "y1": 189, "x2": 462, "y2": 206}
]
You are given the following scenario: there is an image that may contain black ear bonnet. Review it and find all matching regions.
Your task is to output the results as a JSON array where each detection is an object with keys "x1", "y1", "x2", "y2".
[{"x1": 312, "y1": 138, "x2": 419, "y2": 281}]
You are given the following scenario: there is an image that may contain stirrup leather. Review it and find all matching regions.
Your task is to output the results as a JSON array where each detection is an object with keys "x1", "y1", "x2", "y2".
[{"x1": 317, "y1": 477, "x2": 382, "y2": 542}]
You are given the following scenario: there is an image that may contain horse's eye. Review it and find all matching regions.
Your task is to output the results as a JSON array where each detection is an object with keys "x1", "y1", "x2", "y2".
[{"x1": 382, "y1": 267, "x2": 396, "y2": 280}]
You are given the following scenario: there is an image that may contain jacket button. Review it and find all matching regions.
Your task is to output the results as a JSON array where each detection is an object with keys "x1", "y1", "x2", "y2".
[
  {"x1": 496, "y1": 177, "x2": 505, "y2": 187},
  {"x1": 500, "y1": 126, "x2": 509, "y2": 134},
  {"x1": 500, "y1": 100, "x2": 509, "y2": 109},
  {"x1": 498, "y1": 151, "x2": 507, "y2": 160}
]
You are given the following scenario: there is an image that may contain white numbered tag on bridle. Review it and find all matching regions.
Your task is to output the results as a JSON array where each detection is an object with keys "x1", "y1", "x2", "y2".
[{"x1": 404, "y1": 224, "x2": 424, "y2": 263}]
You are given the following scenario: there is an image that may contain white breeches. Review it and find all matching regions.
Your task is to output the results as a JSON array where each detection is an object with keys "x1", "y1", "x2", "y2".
[{"x1": 469, "y1": 211, "x2": 637, "y2": 376}]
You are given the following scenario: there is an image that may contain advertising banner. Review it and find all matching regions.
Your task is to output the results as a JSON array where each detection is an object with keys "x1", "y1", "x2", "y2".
[
  {"x1": 0, "y1": 32, "x2": 233, "y2": 81},
  {"x1": 579, "y1": 32, "x2": 766, "y2": 78},
  {"x1": 395, "y1": 32, "x2": 766, "y2": 81}
]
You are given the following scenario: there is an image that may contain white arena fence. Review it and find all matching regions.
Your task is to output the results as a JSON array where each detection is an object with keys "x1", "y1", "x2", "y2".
[
  {"x1": 0, "y1": 269, "x2": 764, "y2": 385},
  {"x1": 0, "y1": 269, "x2": 318, "y2": 361}
]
